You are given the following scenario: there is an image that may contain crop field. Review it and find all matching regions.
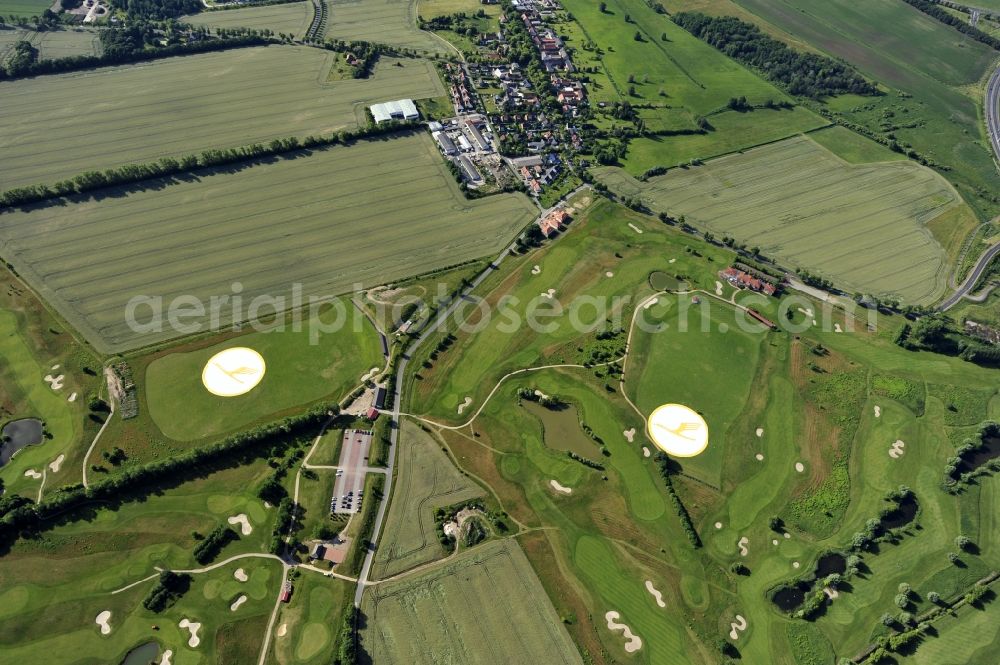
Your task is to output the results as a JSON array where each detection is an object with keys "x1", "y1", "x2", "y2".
[
  {"x1": 0, "y1": 133, "x2": 536, "y2": 353},
  {"x1": 183, "y1": 3, "x2": 313, "y2": 38},
  {"x1": 732, "y1": 0, "x2": 1000, "y2": 219},
  {"x1": 596, "y1": 135, "x2": 962, "y2": 304},
  {"x1": 2, "y1": 28, "x2": 102, "y2": 60},
  {"x1": 325, "y1": 0, "x2": 446, "y2": 53},
  {"x1": 361, "y1": 539, "x2": 583, "y2": 665},
  {"x1": 0, "y1": 47, "x2": 445, "y2": 189},
  {"x1": 143, "y1": 300, "x2": 383, "y2": 441},
  {"x1": 371, "y1": 420, "x2": 484, "y2": 579}
]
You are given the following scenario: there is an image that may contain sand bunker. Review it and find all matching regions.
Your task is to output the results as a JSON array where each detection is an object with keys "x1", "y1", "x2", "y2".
[
  {"x1": 755, "y1": 453, "x2": 764, "y2": 461},
  {"x1": 755, "y1": 428, "x2": 764, "y2": 438},
  {"x1": 230, "y1": 594, "x2": 247, "y2": 611},
  {"x1": 834, "y1": 323, "x2": 843, "y2": 333},
  {"x1": 889, "y1": 440, "x2": 906, "y2": 459},
  {"x1": 783, "y1": 532, "x2": 791, "y2": 540},
  {"x1": 276, "y1": 623, "x2": 287, "y2": 637},
  {"x1": 179, "y1": 619, "x2": 201, "y2": 648},
  {"x1": 360, "y1": 367, "x2": 380, "y2": 383},
  {"x1": 605, "y1": 611, "x2": 642, "y2": 653},
  {"x1": 67, "y1": 392, "x2": 77, "y2": 402},
  {"x1": 792, "y1": 561, "x2": 800, "y2": 569},
  {"x1": 234, "y1": 568, "x2": 248, "y2": 582},
  {"x1": 715, "y1": 281, "x2": 724, "y2": 296},
  {"x1": 795, "y1": 462, "x2": 805, "y2": 473},
  {"x1": 797, "y1": 307, "x2": 814, "y2": 318},
  {"x1": 228, "y1": 514, "x2": 252, "y2": 535},
  {"x1": 534, "y1": 389, "x2": 551, "y2": 400},
  {"x1": 51, "y1": 364, "x2": 60, "y2": 371},
  {"x1": 623, "y1": 428, "x2": 636, "y2": 442},
  {"x1": 772, "y1": 539, "x2": 779, "y2": 546},
  {"x1": 161, "y1": 650, "x2": 173, "y2": 665},
  {"x1": 627, "y1": 223, "x2": 643, "y2": 234},
  {"x1": 737, "y1": 536, "x2": 749, "y2": 556},
  {"x1": 549, "y1": 480, "x2": 572, "y2": 494},
  {"x1": 824, "y1": 587, "x2": 839, "y2": 599},
  {"x1": 48, "y1": 454, "x2": 65, "y2": 473},
  {"x1": 457, "y1": 397, "x2": 472, "y2": 415},
  {"x1": 95, "y1": 610, "x2": 112, "y2": 634},
  {"x1": 874, "y1": 405, "x2": 882, "y2": 418},
  {"x1": 668, "y1": 258, "x2": 676, "y2": 264},
  {"x1": 642, "y1": 297, "x2": 659, "y2": 311},
  {"x1": 642, "y1": 446, "x2": 650, "y2": 458},
  {"x1": 728, "y1": 615, "x2": 747, "y2": 640},
  {"x1": 23, "y1": 469, "x2": 42, "y2": 479},
  {"x1": 43, "y1": 374, "x2": 65, "y2": 390},
  {"x1": 714, "y1": 522, "x2": 723, "y2": 530},
  {"x1": 531, "y1": 265, "x2": 541, "y2": 275},
  {"x1": 645, "y1": 581, "x2": 666, "y2": 608}
]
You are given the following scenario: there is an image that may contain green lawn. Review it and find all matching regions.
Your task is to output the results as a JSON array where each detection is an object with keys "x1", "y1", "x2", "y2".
[
  {"x1": 144, "y1": 300, "x2": 383, "y2": 441},
  {"x1": 807, "y1": 125, "x2": 907, "y2": 164}
]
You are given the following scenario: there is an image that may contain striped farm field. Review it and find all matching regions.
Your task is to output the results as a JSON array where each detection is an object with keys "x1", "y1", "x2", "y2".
[
  {"x1": 183, "y1": 3, "x2": 313, "y2": 39},
  {"x1": 0, "y1": 0, "x2": 49, "y2": 16},
  {"x1": 0, "y1": 132, "x2": 537, "y2": 353},
  {"x1": 326, "y1": 0, "x2": 446, "y2": 53},
  {"x1": 0, "y1": 46, "x2": 444, "y2": 189},
  {"x1": 361, "y1": 539, "x2": 583, "y2": 665},
  {"x1": 596, "y1": 135, "x2": 962, "y2": 304}
]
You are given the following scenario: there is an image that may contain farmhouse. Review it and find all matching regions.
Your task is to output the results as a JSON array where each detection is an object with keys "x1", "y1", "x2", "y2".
[{"x1": 369, "y1": 98, "x2": 419, "y2": 124}]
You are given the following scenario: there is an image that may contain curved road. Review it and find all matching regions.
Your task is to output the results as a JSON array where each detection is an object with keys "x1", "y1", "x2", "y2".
[{"x1": 940, "y1": 240, "x2": 1000, "y2": 310}]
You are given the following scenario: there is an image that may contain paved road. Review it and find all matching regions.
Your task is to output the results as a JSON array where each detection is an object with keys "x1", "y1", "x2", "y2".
[
  {"x1": 940, "y1": 240, "x2": 1000, "y2": 310},
  {"x1": 351, "y1": 184, "x2": 592, "y2": 609},
  {"x1": 987, "y1": 61, "x2": 1000, "y2": 168}
]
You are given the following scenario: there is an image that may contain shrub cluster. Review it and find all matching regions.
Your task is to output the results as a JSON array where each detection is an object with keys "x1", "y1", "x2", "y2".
[
  {"x1": 653, "y1": 453, "x2": 701, "y2": 548},
  {"x1": 193, "y1": 524, "x2": 238, "y2": 564},
  {"x1": 142, "y1": 570, "x2": 191, "y2": 612}
]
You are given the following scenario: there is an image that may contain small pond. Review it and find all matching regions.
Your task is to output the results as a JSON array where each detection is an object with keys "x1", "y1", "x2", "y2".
[
  {"x1": 815, "y1": 552, "x2": 847, "y2": 577},
  {"x1": 0, "y1": 418, "x2": 43, "y2": 466},
  {"x1": 121, "y1": 641, "x2": 159, "y2": 665},
  {"x1": 771, "y1": 581, "x2": 811, "y2": 612},
  {"x1": 958, "y1": 437, "x2": 1000, "y2": 474},
  {"x1": 879, "y1": 496, "x2": 918, "y2": 530}
]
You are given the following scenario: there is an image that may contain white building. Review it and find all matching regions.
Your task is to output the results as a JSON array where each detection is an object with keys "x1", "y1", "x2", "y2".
[{"x1": 369, "y1": 99, "x2": 420, "y2": 124}]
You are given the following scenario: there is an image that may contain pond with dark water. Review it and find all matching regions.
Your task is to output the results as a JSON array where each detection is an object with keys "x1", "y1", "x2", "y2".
[{"x1": 0, "y1": 418, "x2": 43, "y2": 466}]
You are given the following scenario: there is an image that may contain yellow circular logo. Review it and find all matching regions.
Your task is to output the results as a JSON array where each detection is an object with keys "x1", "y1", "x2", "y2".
[
  {"x1": 201, "y1": 347, "x2": 266, "y2": 397},
  {"x1": 646, "y1": 404, "x2": 708, "y2": 457}
]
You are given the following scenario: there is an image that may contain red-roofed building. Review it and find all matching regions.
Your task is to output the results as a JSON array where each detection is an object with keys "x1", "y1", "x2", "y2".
[
  {"x1": 366, "y1": 407, "x2": 380, "y2": 421},
  {"x1": 721, "y1": 267, "x2": 777, "y2": 297},
  {"x1": 538, "y1": 209, "x2": 570, "y2": 237}
]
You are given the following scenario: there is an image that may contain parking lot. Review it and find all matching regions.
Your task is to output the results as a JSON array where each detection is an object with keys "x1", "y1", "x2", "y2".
[{"x1": 331, "y1": 429, "x2": 372, "y2": 515}]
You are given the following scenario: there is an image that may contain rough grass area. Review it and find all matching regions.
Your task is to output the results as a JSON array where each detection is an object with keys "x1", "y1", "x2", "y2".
[
  {"x1": 325, "y1": 0, "x2": 446, "y2": 52},
  {"x1": 596, "y1": 135, "x2": 961, "y2": 304},
  {"x1": 0, "y1": 133, "x2": 536, "y2": 353},
  {"x1": 183, "y1": 3, "x2": 313, "y2": 38},
  {"x1": 0, "y1": 0, "x2": 50, "y2": 16},
  {"x1": 361, "y1": 539, "x2": 583, "y2": 664},
  {"x1": 806, "y1": 125, "x2": 906, "y2": 164},
  {"x1": 0, "y1": 47, "x2": 444, "y2": 189}
]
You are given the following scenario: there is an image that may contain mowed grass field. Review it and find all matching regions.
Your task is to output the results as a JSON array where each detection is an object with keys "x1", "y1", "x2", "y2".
[
  {"x1": 326, "y1": 0, "x2": 446, "y2": 52},
  {"x1": 183, "y1": 3, "x2": 313, "y2": 38},
  {"x1": 144, "y1": 299, "x2": 383, "y2": 441},
  {"x1": 733, "y1": 0, "x2": 1000, "y2": 218},
  {"x1": 0, "y1": 133, "x2": 537, "y2": 353},
  {"x1": 370, "y1": 420, "x2": 483, "y2": 579},
  {"x1": 0, "y1": 0, "x2": 50, "y2": 16},
  {"x1": 596, "y1": 135, "x2": 961, "y2": 304},
  {"x1": 0, "y1": 47, "x2": 444, "y2": 189},
  {"x1": 361, "y1": 539, "x2": 583, "y2": 665},
  {"x1": 3, "y1": 28, "x2": 102, "y2": 60}
]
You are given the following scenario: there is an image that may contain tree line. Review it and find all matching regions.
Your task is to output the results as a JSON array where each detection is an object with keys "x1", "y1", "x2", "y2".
[
  {"x1": 0, "y1": 121, "x2": 420, "y2": 210},
  {"x1": 0, "y1": 404, "x2": 335, "y2": 553},
  {"x1": 654, "y1": 452, "x2": 702, "y2": 548},
  {"x1": 672, "y1": 12, "x2": 879, "y2": 99}
]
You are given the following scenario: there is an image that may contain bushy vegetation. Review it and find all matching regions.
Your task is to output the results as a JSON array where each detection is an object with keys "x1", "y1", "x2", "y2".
[
  {"x1": 193, "y1": 524, "x2": 238, "y2": 564},
  {"x1": 654, "y1": 453, "x2": 701, "y2": 548},
  {"x1": 672, "y1": 13, "x2": 878, "y2": 99},
  {"x1": 141, "y1": 570, "x2": 191, "y2": 612}
]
